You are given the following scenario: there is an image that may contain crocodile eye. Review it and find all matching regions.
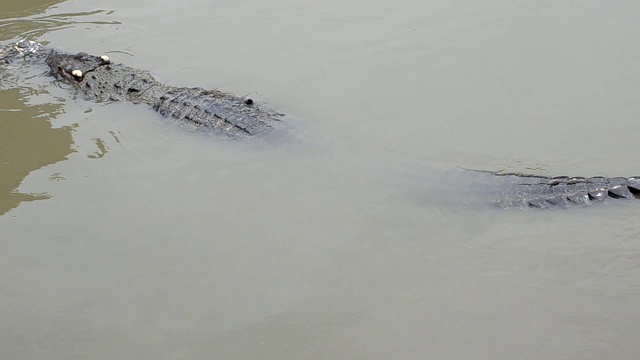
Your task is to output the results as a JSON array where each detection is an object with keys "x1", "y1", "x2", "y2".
[
  {"x1": 100, "y1": 55, "x2": 110, "y2": 64},
  {"x1": 71, "y1": 69, "x2": 83, "y2": 79}
]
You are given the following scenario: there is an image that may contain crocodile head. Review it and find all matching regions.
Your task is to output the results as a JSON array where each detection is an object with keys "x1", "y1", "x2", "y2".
[{"x1": 46, "y1": 51, "x2": 111, "y2": 83}]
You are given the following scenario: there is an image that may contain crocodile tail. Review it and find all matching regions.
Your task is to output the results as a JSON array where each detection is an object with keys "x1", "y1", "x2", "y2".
[{"x1": 490, "y1": 174, "x2": 640, "y2": 209}]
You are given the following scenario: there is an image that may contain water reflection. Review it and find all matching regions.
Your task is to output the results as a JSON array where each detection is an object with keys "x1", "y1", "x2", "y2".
[
  {"x1": 0, "y1": 88, "x2": 73, "y2": 215},
  {"x1": 0, "y1": 0, "x2": 66, "y2": 41},
  {"x1": 0, "y1": 0, "x2": 118, "y2": 215},
  {"x1": 0, "y1": 0, "x2": 119, "y2": 42},
  {"x1": 0, "y1": 0, "x2": 66, "y2": 18}
]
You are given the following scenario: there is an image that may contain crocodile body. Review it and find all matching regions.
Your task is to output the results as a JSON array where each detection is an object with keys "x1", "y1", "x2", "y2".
[
  {"x1": 2, "y1": 40, "x2": 281, "y2": 137},
  {"x1": 2, "y1": 40, "x2": 639, "y2": 209}
]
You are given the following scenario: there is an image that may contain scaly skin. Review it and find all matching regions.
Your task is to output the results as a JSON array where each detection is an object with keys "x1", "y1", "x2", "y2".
[
  {"x1": 486, "y1": 173, "x2": 640, "y2": 209},
  {"x1": 45, "y1": 49, "x2": 282, "y2": 137},
  {"x1": 3, "y1": 40, "x2": 639, "y2": 209}
]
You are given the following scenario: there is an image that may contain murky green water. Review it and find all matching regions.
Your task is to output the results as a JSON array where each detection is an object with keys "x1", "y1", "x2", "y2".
[{"x1": 1, "y1": 1, "x2": 640, "y2": 359}]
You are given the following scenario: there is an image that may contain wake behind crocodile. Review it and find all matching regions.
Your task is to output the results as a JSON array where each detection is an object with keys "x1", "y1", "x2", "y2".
[{"x1": 2, "y1": 39, "x2": 639, "y2": 210}]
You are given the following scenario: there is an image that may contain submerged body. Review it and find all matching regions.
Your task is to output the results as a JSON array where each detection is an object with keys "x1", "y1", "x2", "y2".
[{"x1": 2, "y1": 40, "x2": 639, "y2": 209}]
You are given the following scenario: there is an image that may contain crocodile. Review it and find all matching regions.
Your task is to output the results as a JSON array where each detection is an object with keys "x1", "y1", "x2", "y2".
[
  {"x1": 1, "y1": 39, "x2": 282, "y2": 137},
  {"x1": 2, "y1": 40, "x2": 640, "y2": 209}
]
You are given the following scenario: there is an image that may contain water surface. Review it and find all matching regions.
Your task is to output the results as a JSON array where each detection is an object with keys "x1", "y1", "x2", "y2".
[{"x1": 1, "y1": 1, "x2": 640, "y2": 359}]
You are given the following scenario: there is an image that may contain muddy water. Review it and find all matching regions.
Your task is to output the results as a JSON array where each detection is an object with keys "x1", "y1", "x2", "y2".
[{"x1": 2, "y1": 1, "x2": 640, "y2": 359}]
